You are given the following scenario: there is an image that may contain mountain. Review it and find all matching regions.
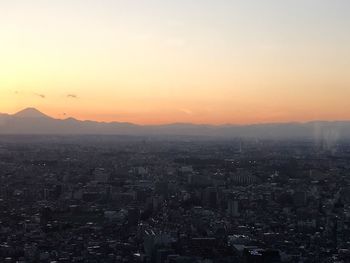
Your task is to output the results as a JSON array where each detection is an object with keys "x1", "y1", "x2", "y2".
[
  {"x1": 14, "y1": 107, "x2": 50, "y2": 118},
  {"x1": 0, "y1": 107, "x2": 350, "y2": 140}
]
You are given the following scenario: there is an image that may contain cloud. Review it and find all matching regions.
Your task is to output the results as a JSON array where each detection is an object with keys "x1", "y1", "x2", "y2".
[
  {"x1": 35, "y1": 93, "x2": 46, "y2": 99},
  {"x1": 179, "y1": 108, "x2": 193, "y2": 115},
  {"x1": 67, "y1": 94, "x2": 78, "y2": 99}
]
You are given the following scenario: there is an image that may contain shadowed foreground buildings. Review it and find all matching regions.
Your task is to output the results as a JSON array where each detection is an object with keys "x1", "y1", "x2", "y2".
[{"x1": 0, "y1": 136, "x2": 349, "y2": 262}]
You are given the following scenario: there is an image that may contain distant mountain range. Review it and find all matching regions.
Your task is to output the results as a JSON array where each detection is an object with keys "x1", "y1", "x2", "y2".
[{"x1": 0, "y1": 108, "x2": 350, "y2": 140}]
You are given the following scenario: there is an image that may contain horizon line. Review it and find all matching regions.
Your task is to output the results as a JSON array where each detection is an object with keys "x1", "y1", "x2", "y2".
[{"x1": 2, "y1": 107, "x2": 350, "y2": 127}]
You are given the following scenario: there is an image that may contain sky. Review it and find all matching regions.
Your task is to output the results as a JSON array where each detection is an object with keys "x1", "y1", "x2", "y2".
[{"x1": 1, "y1": 0, "x2": 350, "y2": 124}]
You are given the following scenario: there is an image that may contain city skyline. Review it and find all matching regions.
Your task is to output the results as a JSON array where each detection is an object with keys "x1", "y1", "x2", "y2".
[{"x1": 1, "y1": 0, "x2": 350, "y2": 124}]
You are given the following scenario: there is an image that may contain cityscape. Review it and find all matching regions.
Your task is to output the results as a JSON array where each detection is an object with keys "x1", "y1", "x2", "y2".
[{"x1": 0, "y1": 133, "x2": 349, "y2": 262}]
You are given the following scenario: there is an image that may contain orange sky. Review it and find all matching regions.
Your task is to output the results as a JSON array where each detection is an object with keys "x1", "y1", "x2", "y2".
[{"x1": 1, "y1": 1, "x2": 350, "y2": 125}]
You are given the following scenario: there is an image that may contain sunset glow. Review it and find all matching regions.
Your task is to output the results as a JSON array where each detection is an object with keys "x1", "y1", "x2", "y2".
[{"x1": 1, "y1": 0, "x2": 350, "y2": 124}]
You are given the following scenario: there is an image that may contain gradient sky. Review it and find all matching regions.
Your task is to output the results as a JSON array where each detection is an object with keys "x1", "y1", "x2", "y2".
[{"x1": 1, "y1": 0, "x2": 350, "y2": 124}]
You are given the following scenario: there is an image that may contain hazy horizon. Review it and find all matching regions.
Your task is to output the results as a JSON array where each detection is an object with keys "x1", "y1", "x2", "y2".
[
  {"x1": 3, "y1": 107, "x2": 350, "y2": 127},
  {"x1": 1, "y1": 1, "x2": 350, "y2": 125}
]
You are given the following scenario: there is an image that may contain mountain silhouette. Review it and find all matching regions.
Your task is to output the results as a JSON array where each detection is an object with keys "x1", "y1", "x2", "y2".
[
  {"x1": 0, "y1": 108, "x2": 350, "y2": 141},
  {"x1": 14, "y1": 107, "x2": 51, "y2": 118}
]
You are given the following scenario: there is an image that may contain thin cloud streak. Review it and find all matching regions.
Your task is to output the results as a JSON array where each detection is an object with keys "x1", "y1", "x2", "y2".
[
  {"x1": 67, "y1": 94, "x2": 78, "y2": 99},
  {"x1": 34, "y1": 93, "x2": 46, "y2": 99},
  {"x1": 179, "y1": 108, "x2": 193, "y2": 115}
]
